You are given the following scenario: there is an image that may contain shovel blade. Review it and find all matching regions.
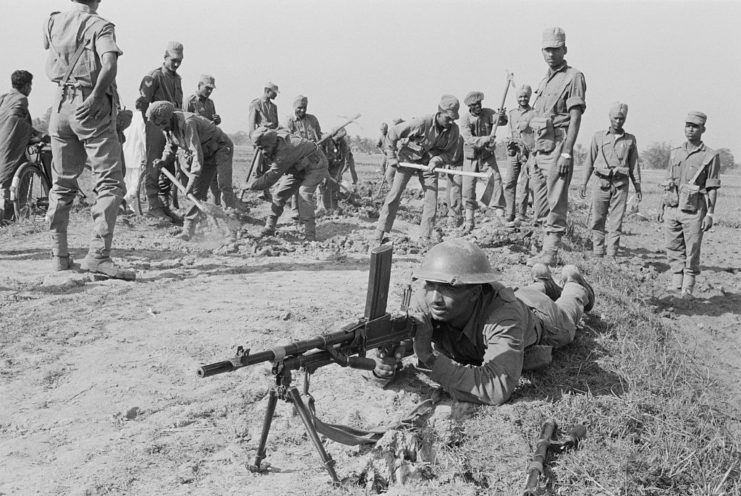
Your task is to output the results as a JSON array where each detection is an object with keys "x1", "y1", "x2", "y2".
[{"x1": 478, "y1": 172, "x2": 497, "y2": 206}]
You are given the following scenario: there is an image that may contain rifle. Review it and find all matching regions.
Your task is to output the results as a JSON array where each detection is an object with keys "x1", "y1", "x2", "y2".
[
  {"x1": 197, "y1": 244, "x2": 415, "y2": 485},
  {"x1": 522, "y1": 419, "x2": 586, "y2": 495}
]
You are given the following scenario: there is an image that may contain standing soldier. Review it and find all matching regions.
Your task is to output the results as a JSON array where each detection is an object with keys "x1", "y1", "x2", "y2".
[
  {"x1": 579, "y1": 102, "x2": 641, "y2": 259},
  {"x1": 246, "y1": 127, "x2": 328, "y2": 241},
  {"x1": 658, "y1": 112, "x2": 720, "y2": 297},
  {"x1": 247, "y1": 82, "x2": 279, "y2": 201},
  {"x1": 43, "y1": 0, "x2": 134, "y2": 280},
  {"x1": 136, "y1": 41, "x2": 185, "y2": 223},
  {"x1": 526, "y1": 27, "x2": 587, "y2": 266},
  {"x1": 185, "y1": 75, "x2": 236, "y2": 210},
  {"x1": 459, "y1": 91, "x2": 507, "y2": 233},
  {"x1": 445, "y1": 136, "x2": 465, "y2": 228},
  {"x1": 374, "y1": 95, "x2": 461, "y2": 246},
  {"x1": 0, "y1": 70, "x2": 42, "y2": 223},
  {"x1": 505, "y1": 84, "x2": 536, "y2": 227},
  {"x1": 285, "y1": 94, "x2": 321, "y2": 218},
  {"x1": 319, "y1": 128, "x2": 355, "y2": 215}
]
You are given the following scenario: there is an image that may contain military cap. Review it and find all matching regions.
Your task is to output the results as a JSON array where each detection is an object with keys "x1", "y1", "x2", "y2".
[
  {"x1": 166, "y1": 41, "x2": 184, "y2": 58},
  {"x1": 380, "y1": 122, "x2": 388, "y2": 132},
  {"x1": 438, "y1": 95, "x2": 460, "y2": 120},
  {"x1": 265, "y1": 81, "x2": 280, "y2": 93},
  {"x1": 146, "y1": 101, "x2": 175, "y2": 124},
  {"x1": 293, "y1": 95, "x2": 308, "y2": 109},
  {"x1": 464, "y1": 91, "x2": 485, "y2": 106},
  {"x1": 199, "y1": 75, "x2": 215, "y2": 88},
  {"x1": 516, "y1": 85, "x2": 533, "y2": 98},
  {"x1": 685, "y1": 111, "x2": 707, "y2": 126},
  {"x1": 542, "y1": 27, "x2": 566, "y2": 49},
  {"x1": 609, "y1": 102, "x2": 629, "y2": 118},
  {"x1": 251, "y1": 126, "x2": 278, "y2": 148},
  {"x1": 392, "y1": 118, "x2": 404, "y2": 125}
]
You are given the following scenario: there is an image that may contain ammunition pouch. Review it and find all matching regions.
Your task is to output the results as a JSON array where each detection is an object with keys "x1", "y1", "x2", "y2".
[
  {"x1": 678, "y1": 183, "x2": 701, "y2": 213},
  {"x1": 528, "y1": 116, "x2": 557, "y2": 153},
  {"x1": 662, "y1": 180, "x2": 679, "y2": 208}
]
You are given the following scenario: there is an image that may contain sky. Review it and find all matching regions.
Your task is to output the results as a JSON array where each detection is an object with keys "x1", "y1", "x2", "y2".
[{"x1": 1, "y1": 0, "x2": 740, "y2": 157}]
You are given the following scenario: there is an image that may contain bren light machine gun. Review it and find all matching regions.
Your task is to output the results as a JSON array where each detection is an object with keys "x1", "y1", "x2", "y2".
[{"x1": 197, "y1": 245, "x2": 416, "y2": 484}]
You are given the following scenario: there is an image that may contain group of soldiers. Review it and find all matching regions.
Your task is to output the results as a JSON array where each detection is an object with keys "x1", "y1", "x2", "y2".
[{"x1": 0, "y1": 1, "x2": 724, "y2": 415}]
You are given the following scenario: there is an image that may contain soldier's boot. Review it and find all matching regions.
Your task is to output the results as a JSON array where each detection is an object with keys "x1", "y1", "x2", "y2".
[
  {"x1": 260, "y1": 216, "x2": 277, "y2": 237},
  {"x1": 50, "y1": 232, "x2": 73, "y2": 271},
  {"x1": 527, "y1": 233, "x2": 560, "y2": 267},
  {"x1": 161, "y1": 205, "x2": 183, "y2": 225},
  {"x1": 304, "y1": 222, "x2": 317, "y2": 242},
  {"x1": 81, "y1": 234, "x2": 136, "y2": 280},
  {"x1": 561, "y1": 264, "x2": 595, "y2": 312},
  {"x1": 531, "y1": 263, "x2": 563, "y2": 301},
  {"x1": 176, "y1": 221, "x2": 197, "y2": 242},
  {"x1": 681, "y1": 274, "x2": 695, "y2": 299},
  {"x1": 666, "y1": 273, "x2": 683, "y2": 293},
  {"x1": 51, "y1": 254, "x2": 74, "y2": 271},
  {"x1": 462, "y1": 209, "x2": 475, "y2": 234}
]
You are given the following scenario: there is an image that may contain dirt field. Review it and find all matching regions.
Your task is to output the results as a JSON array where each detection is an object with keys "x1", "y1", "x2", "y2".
[{"x1": 1, "y1": 149, "x2": 739, "y2": 495}]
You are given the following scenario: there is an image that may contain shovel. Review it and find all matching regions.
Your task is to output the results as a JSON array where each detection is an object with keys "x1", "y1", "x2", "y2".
[
  {"x1": 160, "y1": 168, "x2": 240, "y2": 232},
  {"x1": 398, "y1": 162, "x2": 497, "y2": 205}
]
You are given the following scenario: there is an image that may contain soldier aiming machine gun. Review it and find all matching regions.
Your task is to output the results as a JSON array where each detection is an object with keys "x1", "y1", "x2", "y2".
[{"x1": 197, "y1": 244, "x2": 415, "y2": 485}]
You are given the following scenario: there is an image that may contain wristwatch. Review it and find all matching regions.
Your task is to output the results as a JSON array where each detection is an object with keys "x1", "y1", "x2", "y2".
[{"x1": 560, "y1": 152, "x2": 572, "y2": 159}]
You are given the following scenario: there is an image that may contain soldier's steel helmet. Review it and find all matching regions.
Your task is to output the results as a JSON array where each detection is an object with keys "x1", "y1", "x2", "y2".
[{"x1": 413, "y1": 239, "x2": 499, "y2": 286}]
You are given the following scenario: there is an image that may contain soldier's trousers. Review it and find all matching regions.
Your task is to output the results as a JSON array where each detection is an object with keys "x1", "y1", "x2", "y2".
[
  {"x1": 529, "y1": 134, "x2": 571, "y2": 247},
  {"x1": 664, "y1": 205, "x2": 706, "y2": 276},
  {"x1": 271, "y1": 158, "x2": 327, "y2": 237},
  {"x1": 377, "y1": 165, "x2": 438, "y2": 240},
  {"x1": 320, "y1": 163, "x2": 342, "y2": 210},
  {"x1": 446, "y1": 167, "x2": 462, "y2": 220},
  {"x1": 183, "y1": 163, "x2": 218, "y2": 225},
  {"x1": 48, "y1": 87, "x2": 125, "y2": 259},
  {"x1": 504, "y1": 153, "x2": 530, "y2": 221},
  {"x1": 206, "y1": 140, "x2": 235, "y2": 209},
  {"x1": 516, "y1": 280, "x2": 588, "y2": 348},
  {"x1": 462, "y1": 155, "x2": 504, "y2": 211},
  {"x1": 145, "y1": 119, "x2": 174, "y2": 209},
  {"x1": 589, "y1": 179, "x2": 628, "y2": 256}
]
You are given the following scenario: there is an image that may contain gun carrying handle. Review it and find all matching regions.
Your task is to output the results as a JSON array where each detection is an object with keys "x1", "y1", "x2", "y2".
[{"x1": 347, "y1": 357, "x2": 377, "y2": 371}]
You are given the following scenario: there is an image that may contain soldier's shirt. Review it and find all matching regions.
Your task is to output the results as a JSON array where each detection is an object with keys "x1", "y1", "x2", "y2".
[
  {"x1": 160, "y1": 112, "x2": 230, "y2": 175},
  {"x1": 411, "y1": 283, "x2": 538, "y2": 406},
  {"x1": 667, "y1": 142, "x2": 721, "y2": 192},
  {"x1": 586, "y1": 128, "x2": 640, "y2": 186},
  {"x1": 249, "y1": 96, "x2": 278, "y2": 131},
  {"x1": 508, "y1": 106, "x2": 534, "y2": 143},
  {"x1": 285, "y1": 114, "x2": 321, "y2": 142},
  {"x1": 185, "y1": 94, "x2": 217, "y2": 122},
  {"x1": 250, "y1": 130, "x2": 323, "y2": 190},
  {"x1": 140, "y1": 66, "x2": 183, "y2": 110},
  {"x1": 533, "y1": 61, "x2": 586, "y2": 129},
  {"x1": 43, "y1": 3, "x2": 123, "y2": 87},
  {"x1": 385, "y1": 114, "x2": 460, "y2": 164},
  {"x1": 460, "y1": 108, "x2": 507, "y2": 159},
  {"x1": 0, "y1": 89, "x2": 34, "y2": 180}
]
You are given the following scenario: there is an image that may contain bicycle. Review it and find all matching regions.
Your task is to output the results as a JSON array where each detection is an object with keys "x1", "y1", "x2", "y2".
[{"x1": 10, "y1": 142, "x2": 53, "y2": 221}]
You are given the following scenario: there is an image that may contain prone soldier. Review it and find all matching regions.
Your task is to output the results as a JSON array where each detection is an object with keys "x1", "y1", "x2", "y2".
[
  {"x1": 658, "y1": 112, "x2": 721, "y2": 297},
  {"x1": 136, "y1": 41, "x2": 185, "y2": 224},
  {"x1": 374, "y1": 96, "x2": 461, "y2": 246},
  {"x1": 185, "y1": 75, "x2": 236, "y2": 210},
  {"x1": 44, "y1": 0, "x2": 134, "y2": 280},
  {"x1": 146, "y1": 101, "x2": 235, "y2": 241},
  {"x1": 579, "y1": 102, "x2": 641, "y2": 259},
  {"x1": 247, "y1": 127, "x2": 328, "y2": 241},
  {"x1": 526, "y1": 27, "x2": 587, "y2": 266},
  {"x1": 459, "y1": 91, "x2": 508, "y2": 233}
]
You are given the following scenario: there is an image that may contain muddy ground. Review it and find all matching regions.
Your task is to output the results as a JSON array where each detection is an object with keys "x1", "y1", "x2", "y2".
[{"x1": 1, "y1": 151, "x2": 739, "y2": 495}]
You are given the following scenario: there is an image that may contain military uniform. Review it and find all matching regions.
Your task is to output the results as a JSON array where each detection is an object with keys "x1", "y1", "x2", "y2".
[
  {"x1": 506, "y1": 103, "x2": 535, "y2": 222},
  {"x1": 248, "y1": 95, "x2": 279, "y2": 131},
  {"x1": 321, "y1": 135, "x2": 355, "y2": 211},
  {"x1": 138, "y1": 54, "x2": 184, "y2": 212},
  {"x1": 584, "y1": 119, "x2": 640, "y2": 257},
  {"x1": 0, "y1": 88, "x2": 34, "y2": 218},
  {"x1": 528, "y1": 28, "x2": 587, "y2": 263},
  {"x1": 663, "y1": 114, "x2": 721, "y2": 294},
  {"x1": 248, "y1": 128, "x2": 328, "y2": 240},
  {"x1": 44, "y1": 2, "x2": 128, "y2": 274},
  {"x1": 157, "y1": 111, "x2": 234, "y2": 232},
  {"x1": 445, "y1": 136, "x2": 464, "y2": 227},
  {"x1": 377, "y1": 103, "x2": 460, "y2": 243}
]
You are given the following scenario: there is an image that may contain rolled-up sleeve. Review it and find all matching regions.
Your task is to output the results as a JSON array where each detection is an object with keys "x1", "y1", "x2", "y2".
[
  {"x1": 430, "y1": 318, "x2": 525, "y2": 406},
  {"x1": 385, "y1": 120, "x2": 419, "y2": 161},
  {"x1": 705, "y1": 153, "x2": 721, "y2": 189},
  {"x1": 94, "y1": 23, "x2": 122, "y2": 57},
  {"x1": 565, "y1": 72, "x2": 586, "y2": 113}
]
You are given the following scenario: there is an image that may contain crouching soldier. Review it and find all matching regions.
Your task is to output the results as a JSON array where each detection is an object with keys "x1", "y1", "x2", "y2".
[
  {"x1": 319, "y1": 127, "x2": 355, "y2": 215},
  {"x1": 374, "y1": 239, "x2": 594, "y2": 406},
  {"x1": 247, "y1": 126, "x2": 328, "y2": 241},
  {"x1": 146, "y1": 101, "x2": 234, "y2": 241}
]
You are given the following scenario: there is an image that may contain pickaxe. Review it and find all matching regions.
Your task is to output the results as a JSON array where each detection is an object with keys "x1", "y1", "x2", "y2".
[
  {"x1": 478, "y1": 70, "x2": 515, "y2": 205},
  {"x1": 398, "y1": 162, "x2": 495, "y2": 205}
]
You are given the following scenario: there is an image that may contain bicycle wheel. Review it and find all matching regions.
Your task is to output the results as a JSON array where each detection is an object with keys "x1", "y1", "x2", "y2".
[{"x1": 12, "y1": 162, "x2": 51, "y2": 221}]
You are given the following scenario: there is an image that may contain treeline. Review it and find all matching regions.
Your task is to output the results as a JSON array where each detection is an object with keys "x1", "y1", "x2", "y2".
[{"x1": 640, "y1": 142, "x2": 737, "y2": 172}]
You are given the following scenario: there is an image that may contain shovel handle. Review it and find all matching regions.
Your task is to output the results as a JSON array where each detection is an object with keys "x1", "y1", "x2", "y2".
[
  {"x1": 160, "y1": 167, "x2": 205, "y2": 211},
  {"x1": 399, "y1": 162, "x2": 488, "y2": 179}
]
